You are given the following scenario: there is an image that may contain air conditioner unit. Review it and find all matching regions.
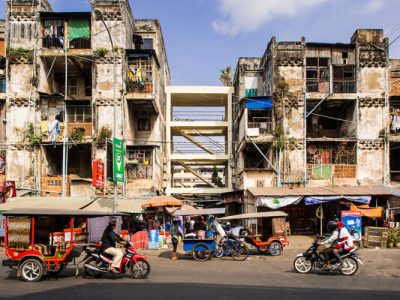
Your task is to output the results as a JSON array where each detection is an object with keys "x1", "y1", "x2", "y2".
[{"x1": 256, "y1": 179, "x2": 265, "y2": 188}]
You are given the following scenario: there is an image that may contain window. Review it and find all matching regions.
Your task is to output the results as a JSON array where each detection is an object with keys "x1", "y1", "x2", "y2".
[
  {"x1": 48, "y1": 99, "x2": 57, "y2": 109},
  {"x1": 333, "y1": 65, "x2": 356, "y2": 93},
  {"x1": 143, "y1": 39, "x2": 153, "y2": 50},
  {"x1": 138, "y1": 118, "x2": 151, "y2": 131},
  {"x1": 60, "y1": 76, "x2": 78, "y2": 96},
  {"x1": 127, "y1": 149, "x2": 152, "y2": 164},
  {"x1": 306, "y1": 57, "x2": 329, "y2": 92},
  {"x1": 66, "y1": 106, "x2": 92, "y2": 123}
]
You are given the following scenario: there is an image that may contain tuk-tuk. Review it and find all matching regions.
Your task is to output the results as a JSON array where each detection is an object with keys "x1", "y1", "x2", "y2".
[
  {"x1": 219, "y1": 211, "x2": 289, "y2": 256},
  {"x1": 2, "y1": 208, "x2": 120, "y2": 282}
]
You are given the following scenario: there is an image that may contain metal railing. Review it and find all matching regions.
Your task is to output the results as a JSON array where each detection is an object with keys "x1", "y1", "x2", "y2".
[
  {"x1": 248, "y1": 122, "x2": 273, "y2": 135},
  {"x1": 42, "y1": 38, "x2": 91, "y2": 49}
]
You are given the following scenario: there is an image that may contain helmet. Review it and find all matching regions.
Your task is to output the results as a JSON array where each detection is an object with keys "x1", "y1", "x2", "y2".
[
  {"x1": 326, "y1": 220, "x2": 337, "y2": 233},
  {"x1": 109, "y1": 217, "x2": 117, "y2": 225},
  {"x1": 226, "y1": 222, "x2": 231, "y2": 226},
  {"x1": 337, "y1": 221, "x2": 345, "y2": 229}
]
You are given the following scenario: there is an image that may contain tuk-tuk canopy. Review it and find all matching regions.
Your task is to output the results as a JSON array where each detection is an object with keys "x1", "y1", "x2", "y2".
[
  {"x1": 0, "y1": 196, "x2": 96, "y2": 212},
  {"x1": 173, "y1": 208, "x2": 225, "y2": 217},
  {"x1": 2, "y1": 208, "x2": 125, "y2": 216},
  {"x1": 219, "y1": 211, "x2": 287, "y2": 220}
]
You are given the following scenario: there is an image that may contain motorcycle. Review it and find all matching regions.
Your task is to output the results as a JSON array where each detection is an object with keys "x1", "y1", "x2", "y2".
[
  {"x1": 293, "y1": 239, "x2": 363, "y2": 276},
  {"x1": 77, "y1": 242, "x2": 150, "y2": 279}
]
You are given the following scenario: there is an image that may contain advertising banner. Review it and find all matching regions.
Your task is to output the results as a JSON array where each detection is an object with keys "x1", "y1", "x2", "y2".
[
  {"x1": 148, "y1": 229, "x2": 160, "y2": 250},
  {"x1": 92, "y1": 159, "x2": 104, "y2": 189},
  {"x1": 113, "y1": 138, "x2": 125, "y2": 182},
  {"x1": 341, "y1": 210, "x2": 362, "y2": 241}
]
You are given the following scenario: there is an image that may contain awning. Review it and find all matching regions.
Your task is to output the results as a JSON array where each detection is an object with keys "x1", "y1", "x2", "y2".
[
  {"x1": 256, "y1": 196, "x2": 302, "y2": 209},
  {"x1": 350, "y1": 203, "x2": 383, "y2": 218},
  {"x1": 304, "y1": 196, "x2": 371, "y2": 205},
  {"x1": 245, "y1": 97, "x2": 273, "y2": 109},
  {"x1": 142, "y1": 195, "x2": 183, "y2": 209},
  {"x1": 85, "y1": 198, "x2": 150, "y2": 214},
  {"x1": 248, "y1": 186, "x2": 400, "y2": 197},
  {"x1": 173, "y1": 208, "x2": 225, "y2": 217},
  {"x1": 219, "y1": 211, "x2": 287, "y2": 221},
  {"x1": 0, "y1": 196, "x2": 96, "y2": 212}
]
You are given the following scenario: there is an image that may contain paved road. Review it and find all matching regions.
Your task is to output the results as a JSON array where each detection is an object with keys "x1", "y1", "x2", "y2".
[{"x1": 0, "y1": 248, "x2": 399, "y2": 299}]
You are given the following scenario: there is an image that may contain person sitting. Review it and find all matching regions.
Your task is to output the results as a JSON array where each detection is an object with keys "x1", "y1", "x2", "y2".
[
  {"x1": 334, "y1": 221, "x2": 354, "y2": 268},
  {"x1": 195, "y1": 217, "x2": 207, "y2": 240},
  {"x1": 318, "y1": 220, "x2": 339, "y2": 270},
  {"x1": 100, "y1": 217, "x2": 124, "y2": 274}
]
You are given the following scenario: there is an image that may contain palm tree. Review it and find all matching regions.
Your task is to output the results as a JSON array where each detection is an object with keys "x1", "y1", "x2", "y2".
[{"x1": 219, "y1": 66, "x2": 233, "y2": 86}]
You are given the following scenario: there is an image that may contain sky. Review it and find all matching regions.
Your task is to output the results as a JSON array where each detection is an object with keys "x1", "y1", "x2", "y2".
[{"x1": 1, "y1": 0, "x2": 400, "y2": 85}]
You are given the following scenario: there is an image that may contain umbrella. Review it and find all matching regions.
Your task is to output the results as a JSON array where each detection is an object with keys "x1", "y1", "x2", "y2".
[{"x1": 142, "y1": 195, "x2": 183, "y2": 209}]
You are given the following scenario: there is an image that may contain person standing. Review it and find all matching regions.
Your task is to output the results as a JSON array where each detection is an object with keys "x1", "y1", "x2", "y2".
[{"x1": 170, "y1": 220, "x2": 180, "y2": 260}]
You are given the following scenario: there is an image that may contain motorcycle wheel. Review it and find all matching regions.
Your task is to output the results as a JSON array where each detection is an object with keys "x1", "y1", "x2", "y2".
[
  {"x1": 232, "y1": 243, "x2": 249, "y2": 261},
  {"x1": 83, "y1": 258, "x2": 103, "y2": 278},
  {"x1": 339, "y1": 257, "x2": 358, "y2": 276},
  {"x1": 214, "y1": 242, "x2": 224, "y2": 258},
  {"x1": 293, "y1": 256, "x2": 313, "y2": 273},
  {"x1": 268, "y1": 242, "x2": 282, "y2": 256},
  {"x1": 130, "y1": 259, "x2": 151, "y2": 279}
]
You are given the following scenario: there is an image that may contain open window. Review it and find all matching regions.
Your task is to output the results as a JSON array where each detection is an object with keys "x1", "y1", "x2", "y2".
[
  {"x1": 306, "y1": 57, "x2": 329, "y2": 92},
  {"x1": 333, "y1": 65, "x2": 356, "y2": 93}
]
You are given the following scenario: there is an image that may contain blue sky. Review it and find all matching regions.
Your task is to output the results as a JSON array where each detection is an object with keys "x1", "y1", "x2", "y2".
[{"x1": 1, "y1": 0, "x2": 400, "y2": 85}]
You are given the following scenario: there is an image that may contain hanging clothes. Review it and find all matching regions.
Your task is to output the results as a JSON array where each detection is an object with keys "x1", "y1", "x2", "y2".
[
  {"x1": 128, "y1": 67, "x2": 136, "y2": 81},
  {"x1": 48, "y1": 120, "x2": 60, "y2": 144}
]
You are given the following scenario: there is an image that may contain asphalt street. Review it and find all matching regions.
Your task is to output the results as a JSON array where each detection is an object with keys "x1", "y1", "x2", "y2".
[{"x1": 0, "y1": 248, "x2": 399, "y2": 300}]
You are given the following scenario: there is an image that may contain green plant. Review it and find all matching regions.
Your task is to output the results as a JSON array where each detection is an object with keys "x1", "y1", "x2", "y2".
[
  {"x1": 7, "y1": 47, "x2": 34, "y2": 63},
  {"x1": 69, "y1": 127, "x2": 85, "y2": 142},
  {"x1": 276, "y1": 79, "x2": 289, "y2": 94},
  {"x1": 113, "y1": 45, "x2": 123, "y2": 54},
  {"x1": 211, "y1": 166, "x2": 224, "y2": 187},
  {"x1": 97, "y1": 126, "x2": 112, "y2": 144},
  {"x1": 272, "y1": 126, "x2": 286, "y2": 150},
  {"x1": 94, "y1": 48, "x2": 109, "y2": 58},
  {"x1": 219, "y1": 66, "x2": 233, "y2": 86},
  {"x1": 27, "y1": 123, "x2": 42, "y2": 146}
]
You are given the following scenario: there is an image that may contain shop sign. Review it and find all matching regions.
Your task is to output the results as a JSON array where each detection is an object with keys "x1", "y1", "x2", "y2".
[
  {"x1": 113, "y1": 138, "x2": 124, "y2": 182},
  {"x1": 148, "y1": 229, "x2": 160, "y2": 250},
  {"x1": 341, "y1": 210, "x2": 362, "y2": 241},
  {"x1": 92, "y1": 159, "x2": 104, "y2": 189}
]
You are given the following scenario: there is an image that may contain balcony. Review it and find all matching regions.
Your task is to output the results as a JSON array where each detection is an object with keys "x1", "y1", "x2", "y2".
[
  {"x1": 247, "y1": 122, "x2": 273, "y2": 135},
  {"x1": 40, "y1": 12, "x2": 91, "y2": 51}
]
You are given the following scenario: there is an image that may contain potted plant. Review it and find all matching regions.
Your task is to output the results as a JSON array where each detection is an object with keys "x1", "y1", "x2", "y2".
[
  {"x1": 394, "y1": 230, "x2": 400, "y2": 248},
  {"x1": 387, "y1": 229, "x2": 396, "y2": 248}
]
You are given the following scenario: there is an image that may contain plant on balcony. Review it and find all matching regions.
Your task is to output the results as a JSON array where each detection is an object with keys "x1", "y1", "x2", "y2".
[
  {"x1": 272, "y1": 126, "x2": 286, "y2": 150},
  {"x1": 211, "y1": 166, "x2": 224, "y2": 187},
  {"x1": 69, "y1": 127, "x2": 85, "y2": 142},
  {"x1": 113, "y1": 45, "x2": 124, "y2": 55},
  {"x1": 94, "y1": 48, "x2": 109, "y2": 58},
  {"x1": 219, "y1": 66, "x2": 233, "y2": 86},
  {"x1": 96, "y1": 126, "x2": 112, "y2": 145},
  {"x1": 27, "y1": 123, "x2": 42, "y2": 146},
  {"x1": 7, "y1": 47, "x2": 34, "y2": 64}
]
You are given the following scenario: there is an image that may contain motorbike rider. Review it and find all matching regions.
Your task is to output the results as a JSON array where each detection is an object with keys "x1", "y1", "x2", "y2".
[
  {"x1": 318, "y1": 220, "x2": 340, "y2": 270},
  {"x1": 333, "y1": 221, "x2": 354, "y2": 268},
  {"x1": 101, "y1": 217, "x2": 125, "y2": 273}
]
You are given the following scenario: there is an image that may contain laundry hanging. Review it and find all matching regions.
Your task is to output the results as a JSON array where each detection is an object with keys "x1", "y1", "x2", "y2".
[{"x1": 68, "y1": 18, "x2": 90, "y2": 42}]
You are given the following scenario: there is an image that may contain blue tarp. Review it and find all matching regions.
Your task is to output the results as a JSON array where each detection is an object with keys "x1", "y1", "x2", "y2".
[
  {"x1": 304, "y1": 196, "x2": 371, "y2": 206},
  {"x1": 245, "y1": 97, "x2": 273, "y2": 109}
]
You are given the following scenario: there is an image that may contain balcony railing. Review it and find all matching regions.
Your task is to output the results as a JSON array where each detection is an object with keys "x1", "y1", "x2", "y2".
[
  {"x1": 248, "y1": 122, "x2": 273, "y2": 135},
  {"x1": 333, "y1": 81, "x2": 356, "y2": 93},
  {"x1": 42, "y1": 37, "x2": 91, "y2": 49}
]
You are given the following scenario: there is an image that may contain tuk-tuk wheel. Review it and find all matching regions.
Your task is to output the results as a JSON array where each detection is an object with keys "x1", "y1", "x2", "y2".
[
  {"x1": 268, "y1": 242, "x2": 282, "y2": 256},
  {"x1": 20, "y1": 259, "x2": 44, "y2": 282}
]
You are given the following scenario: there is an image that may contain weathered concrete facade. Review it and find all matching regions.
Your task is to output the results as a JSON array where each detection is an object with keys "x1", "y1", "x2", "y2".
[
  {"x1": 3, "y1": 0, "x2": 170, "y2": 198},
  {"x1": 233, "y1": 29, "x2": 390, "y2": 214}
]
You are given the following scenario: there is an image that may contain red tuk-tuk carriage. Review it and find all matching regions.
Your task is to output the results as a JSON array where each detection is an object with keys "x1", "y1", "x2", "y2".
[
  {"x1": 219, "y1": 211, "x2": 289, "y2": 256},
  {"x1": 1, "y1": 208, "x2": 122, "y2": 282}
]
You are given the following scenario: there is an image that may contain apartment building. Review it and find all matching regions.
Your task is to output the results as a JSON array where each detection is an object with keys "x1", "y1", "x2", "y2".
[
  {"x1": 233, "y1": 29, "x2": 399, "y2": 232},
  {"x1": 3, "y1": 0, "x2": 170, "y2": 198}
]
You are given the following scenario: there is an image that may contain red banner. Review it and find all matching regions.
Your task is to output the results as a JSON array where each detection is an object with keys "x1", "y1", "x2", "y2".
[{"x1": 92, "y1": 159, "x2": 105, "y2": 189}]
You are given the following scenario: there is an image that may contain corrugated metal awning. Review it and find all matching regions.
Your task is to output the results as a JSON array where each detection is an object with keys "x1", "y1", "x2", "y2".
[
  {"x1": 248, "y1": 186, "x2": 400, "y2": 197},
  {"x1": 0, "y1": 196, "x2": 96, "y2": 212},
  {"x1": 2, "y1": 208, "x2": 124, "y2": 216},
  {"x1": 219, "y1": 211, "x2": 287, "y2": 220}
]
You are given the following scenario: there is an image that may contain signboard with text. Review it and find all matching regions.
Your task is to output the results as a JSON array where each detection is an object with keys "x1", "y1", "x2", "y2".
[
  {"x1": 92, "y1": 159, "x2": 104, "y2": 189},
  {"x1": 341, "y1": 210, "x2": 362, "y2": 241},
  {"x1": 113, "y1": 138, "x2": 125, "y2": 182}
]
